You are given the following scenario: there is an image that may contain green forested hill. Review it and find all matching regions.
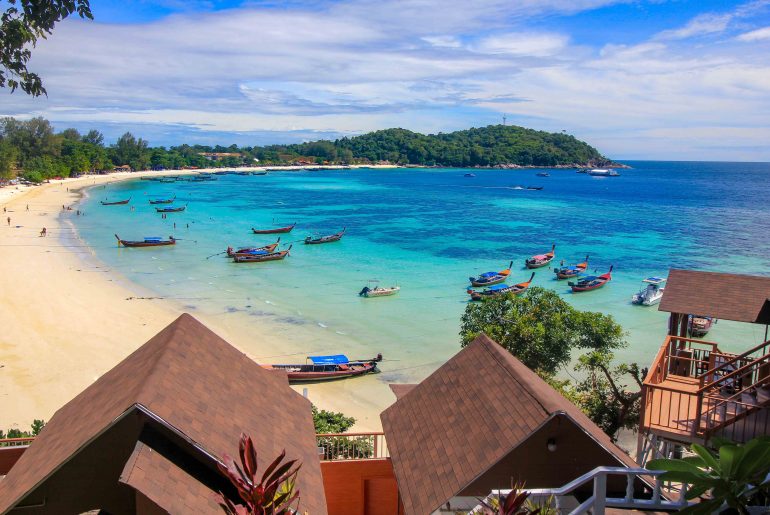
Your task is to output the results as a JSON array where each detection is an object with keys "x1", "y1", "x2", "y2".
[{"x1": 274, "y1": 125, "x2": 613, "y2": 167}]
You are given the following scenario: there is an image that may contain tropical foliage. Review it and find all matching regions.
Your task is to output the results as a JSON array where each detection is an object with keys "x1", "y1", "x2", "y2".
[
  {"x1": 460, "y1": 287, "x2": 642, "y2": 439},
  {"x1": 648, "y1": 437, "x2": 770, "y2": 514},
  {"x1": 475, "y1": 482, "x2": 542, "y2": 515},
  {"x1": 1, "y1": 0, "x2": 93, "y2": 96},
  {"x1": 312, "y1": 405, "x2": 373, "y2": 460},
  {"x1": 217, "y1": 433, "x2": 302, "y2": 515},
  {"x1": 0, "y1": 419, "x2": 45, "y2": 442}
]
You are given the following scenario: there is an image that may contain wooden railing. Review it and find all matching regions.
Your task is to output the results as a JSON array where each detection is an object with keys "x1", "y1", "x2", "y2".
[
  {"x1": 316, "y1": 432, "x2": 388, "y2": 461},
  {"x1": 641, "y1": 336, "x2": 770, "y2": 443},
  {"x1": 0, "y1": 437, "x2": 35, "y2": 447}
]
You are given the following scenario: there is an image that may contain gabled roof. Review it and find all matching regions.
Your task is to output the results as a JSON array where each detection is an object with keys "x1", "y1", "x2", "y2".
[
  {"x1": 381, "y1": 334, "x2": 636, "y2": 515},
  {"x1": 388, "y1": 384, "x2": 417, "y2": 400},
  {"x1": 0, "y1": 314, "x2": 326, "y2": 514},
  {"x1": 659, "y1": 269, "x2": 770, "y2": 324}
]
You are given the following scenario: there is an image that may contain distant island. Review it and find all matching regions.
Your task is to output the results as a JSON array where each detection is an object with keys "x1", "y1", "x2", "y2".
[{"x1": 0, "y1": 118, "x2": 620, "y2": 183}]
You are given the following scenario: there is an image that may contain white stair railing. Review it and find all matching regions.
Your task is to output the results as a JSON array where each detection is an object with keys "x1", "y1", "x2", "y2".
[{"x1": 470, "y1": 466, "x2": 691, "y2": 515}]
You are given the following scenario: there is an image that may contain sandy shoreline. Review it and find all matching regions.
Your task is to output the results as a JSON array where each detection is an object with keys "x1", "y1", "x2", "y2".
[{"x1": 0, "y1": 169, "x2": 392, "y2": 433}]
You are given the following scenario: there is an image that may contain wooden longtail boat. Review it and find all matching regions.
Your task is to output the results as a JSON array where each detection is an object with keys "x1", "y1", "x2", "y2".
[
  {"x1": 689, "y1": 315, "x2": 715, "y2": 337},
  {"x1": 525, "y1": 244, "x2": 555, "y2": 269},
  {"x1": 115, "y1": 234, "x2": 175, "y2": 247},
  {"x1": 264, "y1": 354, "x2": 382, "y2": 383},
  {"x1": 252, "y1": 223, "x2": 296, "y2": 234},
  {"x1": 155, "y1": 204, "x2": 186, "y2": 213},
  {"x1": 554, "y1": 255, "x2": 589, "y2": 280},
  {"x1": 569, "y1": 266, "x2": 613, "y2": 293},
  {"x1": 467, "y1": 272, "x2": 535, "y2": 301},
  {"x1": 226, "y1": 238, "x2": 281, "y2": 257},
  {"x1": 101, "y1": 197, "x2": 131, "y2": 206},
  {"x1": 149, "y1": 195, "x2": 176, "y2": 205},
  {"x1": 469, "y1": 261, "x2": 513, "y2": 287},
  {"x1": 304, "y1": 228, "x2": 346, "y2": 245},
  {"x1": 232, "y1": 245, "x2": 292, "y2": 263}
]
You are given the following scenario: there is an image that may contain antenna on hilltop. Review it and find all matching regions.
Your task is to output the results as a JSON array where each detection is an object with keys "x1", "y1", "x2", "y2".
[{"x1": 502, "y1": 114, "x2": 507, "y2": 126}]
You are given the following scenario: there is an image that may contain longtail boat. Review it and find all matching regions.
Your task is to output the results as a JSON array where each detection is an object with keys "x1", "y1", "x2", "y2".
[
  {"x1": 101, "y1": 197, "x2": 131, "y2": 206},
  {"x1": 689, "y1": 315, "x2": 714, "y2": 337},
  {"x1": 525, "y1": 244, "x2": 555, "y2": 269},
  {"x1": 227, "y1": 238, "x2": 281, "y2": 257},
  {"x1": 467, "y1": 272, "x2": 535, "y2": 301},
  {"x1": 155, "y1": 204, "x2": 186, "y2": 213},
  {"x1": 149, "y1": 195, "x2": 175, "y2": 205},
  {"x1": 115, "y1": 234, "x2": 175, "y2": 247},
  {"x1": 469, "y1": 261, "x2": 513, "y2": 287},
  {"x1": 252, "y1": 223, "x2": 296, "y2": 234},
  {"x1": 263, "y1": 354, "x2": 382, "y2": 383},
  {"x1": 554, "y1": 255, "x2": 589, "y2": 280},
  {"x1": 233, "y1": 245, "x2": 291, "y2": 263},
  {"x1": 569, "y1": 266, "x2": 613, "y2": 293},
  {"x1": 253, "y1": 171, "x2": 268, "y2": 176},
  {"x1": 305, "y1": 228, "x2": 346, "y2": 245},
  {"x1": 359, "y1": 281, "x2": 400, "y2": 298}
]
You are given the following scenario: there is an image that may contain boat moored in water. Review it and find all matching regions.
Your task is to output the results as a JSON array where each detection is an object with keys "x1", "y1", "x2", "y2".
[
  {"x1": 525, "y1": 244, "x2": 555, "y2": 269},
  {"x1": 359, "y1": 281, "x2": 400, "y2": 298},
  {"x1": 155, "y1": 204, "x2": 187, "y2": 213},
  {"x1": 101, "y1": 197, "x2": 131, "y2": 206},
  {"x1": 469, "y1": 261, "x2": 513, "y2": 287},
  {"x1": 569, "y1": 266, "x2": 613, "y2": 292},
  {"x1": 252, "y1": 223, "x2": 296, "y2": 234},
  {"x1": 227, "y1": 238, "x2": 281, "y2": 257},
  {"x1": 305, "y1": 228, "x2": 346, "y2": 244},
  {"x1": 115, "y1": 234, "x2": 176, "y2": 247},
  {"x1": 631, "y1": 277, "x2": 666, "y2": 306},
  {"x1": 232, "y1": 245, "x2": 291, "y2": 263},
  {"x1": 149, "y1": 195, "x2": 176, "y2": 205},
  {"x1": 536, "y1": 172, "x2": 550, "y2": 177},
  {"x1": 467, "y1": 272, "x2": 535, "y2": 301},
  {"x1": 264, "y1": 354, "x2": 382, "y2": 383},
  {"x1": 554, "y1": 255, "x2": 589, "y2": 280},
  {"x1": 464, "y1": 173, "x2": 476, "y2": 177},
  {"x1": 587, "y1": 169, "x2": 621, "y2": 177}
]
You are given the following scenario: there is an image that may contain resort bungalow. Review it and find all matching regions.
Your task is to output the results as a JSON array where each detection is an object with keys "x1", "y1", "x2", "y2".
[
  {"x1": 381, "y1": 334, "x2": 646, "y2": 514},
  {"x1": 113, "y1": 165, "x2": 132, "y2": 172},
  {"x1": 0, "y1": 314, "x2": 328, "y2": 514},
  {"x1": 638, "y1": 269, "x2": 770, "y2": 466}
]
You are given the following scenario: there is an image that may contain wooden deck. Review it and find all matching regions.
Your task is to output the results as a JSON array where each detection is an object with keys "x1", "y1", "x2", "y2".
[{"x1": 642, "y1": 376, "x2": 701, "y2": 442}]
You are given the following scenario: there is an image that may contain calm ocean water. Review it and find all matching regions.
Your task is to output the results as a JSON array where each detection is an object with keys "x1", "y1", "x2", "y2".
[{"x1": 71, "y1": 161, "x2": 770, "y2": 383}]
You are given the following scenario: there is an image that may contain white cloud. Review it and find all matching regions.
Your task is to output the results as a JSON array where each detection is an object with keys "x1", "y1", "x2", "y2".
[
  {"x1": 655, "y1": 13, "x2": 732, "y2": 40},
  {"x1": 470, "y1": 32, "x2": 568, "y2": 57},
  {"x1": 737, "y1": 26, "x2": 770, "y2": 41}
]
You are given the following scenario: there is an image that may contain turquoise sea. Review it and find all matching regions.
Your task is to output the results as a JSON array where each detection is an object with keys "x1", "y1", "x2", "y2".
[{"x1": 70, "y1": 162, "x2": 770, "y2": 385}]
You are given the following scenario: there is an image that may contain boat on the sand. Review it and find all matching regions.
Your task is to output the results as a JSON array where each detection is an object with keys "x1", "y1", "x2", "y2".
[{"x1": 263, "y1": 354, "x2": 382, "y2": 383}]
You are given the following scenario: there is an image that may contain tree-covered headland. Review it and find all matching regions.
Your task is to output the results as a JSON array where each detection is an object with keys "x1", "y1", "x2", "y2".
[{"x1": 0, "y1": 117, "x2": 619, "y2": 183}]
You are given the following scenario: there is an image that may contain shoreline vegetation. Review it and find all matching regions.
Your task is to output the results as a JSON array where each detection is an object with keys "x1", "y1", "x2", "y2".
[{"x1": 0, "y1": 118, "x2": 624, "y2": 186}]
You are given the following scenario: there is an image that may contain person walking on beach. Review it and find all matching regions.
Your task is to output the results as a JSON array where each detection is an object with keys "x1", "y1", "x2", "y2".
[
  {"x1": 40, "y1": 227, "x2": 47, "y2": 237},
  {"x1": 6, "y1": 216, "x2": 10, "y2": 226},
  {"x1": 26, "y1": 204, "x2": 29, "y2": 211}
]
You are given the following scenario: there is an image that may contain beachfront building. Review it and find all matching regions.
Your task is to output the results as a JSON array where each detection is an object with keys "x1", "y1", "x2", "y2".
[
  {"x1": 638, "y1": 269, "x2": 770, "y2": 466},
  {"x1": 1, "y1": 317, "x2": 674, "y2": 514},
  {"x1": 198, "y1": 152, "x2": 242, "y2": 162},
  {"x1": 0, "y1": 314, "x2": 327, "y2": 514},
  {"x1": 113, "y1": 165, "x2": 132, "y2": 172}
]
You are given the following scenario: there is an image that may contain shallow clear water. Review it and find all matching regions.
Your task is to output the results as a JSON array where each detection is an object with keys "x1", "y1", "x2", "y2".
[{"x1": 72, "y1": 162, "x2": 770, "y2": 383}]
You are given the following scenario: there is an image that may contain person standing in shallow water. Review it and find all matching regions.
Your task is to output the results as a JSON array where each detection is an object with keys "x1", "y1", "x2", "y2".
[{"x1": 6, "y1": 216, "x2": 10, "y2": 226}]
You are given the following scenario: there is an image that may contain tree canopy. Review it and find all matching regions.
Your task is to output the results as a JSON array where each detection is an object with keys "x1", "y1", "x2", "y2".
[
  {"x1": 460, "y1": 287, "x2": 642, "y2": 439},
  {"x1": 1, "y1": 0, "x2": 93, "y2": 96}
]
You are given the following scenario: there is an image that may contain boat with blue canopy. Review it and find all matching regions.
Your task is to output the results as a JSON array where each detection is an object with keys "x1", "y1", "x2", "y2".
[
  {"x1": 115, "y1": 234, "x2": 176, "y2": 247},
  {"x1": 263, "y1": 353, "x2": 383, "y2": 383},
  {"x1": 469, "y1": 261, "x2": 513, "y2": 287},
  {"x1": 554, "y1": 255, "x2": 589, "y2": 280},
  {"x1": 467, "y1": 272, "x2": 534, "y2": 301}
]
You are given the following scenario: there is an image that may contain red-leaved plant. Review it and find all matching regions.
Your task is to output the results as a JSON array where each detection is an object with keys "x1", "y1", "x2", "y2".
[
  {"x1": 477, "y1": 482, "x2": 541, "y2": 515},
  {"x1": 216, "y1": 433, "x2": 302, "y2": 514}
]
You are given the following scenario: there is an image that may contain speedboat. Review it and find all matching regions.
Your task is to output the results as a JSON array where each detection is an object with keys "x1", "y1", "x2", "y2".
[
  {"x1": 631, "y1": 277, "x2": 666, "y2": 306},
  {"x1": 587, "y1": 169, "x2": 620, "y2": 177}
]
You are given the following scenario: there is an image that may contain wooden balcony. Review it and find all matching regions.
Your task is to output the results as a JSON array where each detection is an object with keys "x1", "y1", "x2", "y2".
[{"x1": 640, "y1": 336, "x2": 770, "y2": 445}]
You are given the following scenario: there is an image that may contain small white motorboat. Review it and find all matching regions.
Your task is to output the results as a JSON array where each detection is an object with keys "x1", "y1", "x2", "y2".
[
  {"x1": 631, "y1": 277, "x2": 666, "y2": 306},
  {"x1": 359, "y1": 281, "x2": 400, "y2": 298},
  {"x1": 587, "y1": 168, "x2": 621, "y2": 177}
]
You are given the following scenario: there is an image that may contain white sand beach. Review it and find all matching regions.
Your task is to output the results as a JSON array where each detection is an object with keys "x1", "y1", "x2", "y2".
[{"x1": 0, "y1": 170, "x2": 392, "y2": 433}]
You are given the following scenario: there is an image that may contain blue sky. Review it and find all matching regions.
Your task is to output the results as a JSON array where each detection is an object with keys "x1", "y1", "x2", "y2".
[{"x1": 2, "y1": 0, "x2": 770, "y2": 160}]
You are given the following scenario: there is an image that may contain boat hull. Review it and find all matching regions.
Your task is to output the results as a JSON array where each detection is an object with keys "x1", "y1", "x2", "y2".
[
  {"x1": 362, "y1": 287, "x2": 400, "y2": 298},
  {"x1": 569, "y1": 280, "x2": 608, "y2": 292},
  {"x1": 525, "y1": 257, "x2": 554, "y2": 269},
  {"x1": 252, "y1": 224, "x2": 296, "y2": 234}
]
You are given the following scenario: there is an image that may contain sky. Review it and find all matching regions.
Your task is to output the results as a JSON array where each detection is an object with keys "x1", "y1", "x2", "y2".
[{"x1": 1, "y1": 0, "x2": 770, "y2": 160}]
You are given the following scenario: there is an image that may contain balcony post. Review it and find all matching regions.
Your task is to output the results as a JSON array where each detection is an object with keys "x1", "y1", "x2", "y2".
[{"x1": 593, "y1": 473, "x2": 607, "y2": 515}]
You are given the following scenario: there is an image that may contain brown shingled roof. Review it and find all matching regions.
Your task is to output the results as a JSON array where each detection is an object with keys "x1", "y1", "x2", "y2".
[
  {"x1": 0, "y1": 314, "x2": 327, "y2": 514},
  {"x1": 659, "y1": 269, "x2": 770, "y2": 323},
  {"x1": 388, "y1": 383, "x2": 417, "y2": 400},
  {"x1": 381, "y1": 334, "x2": 637, "y2": 515}
]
